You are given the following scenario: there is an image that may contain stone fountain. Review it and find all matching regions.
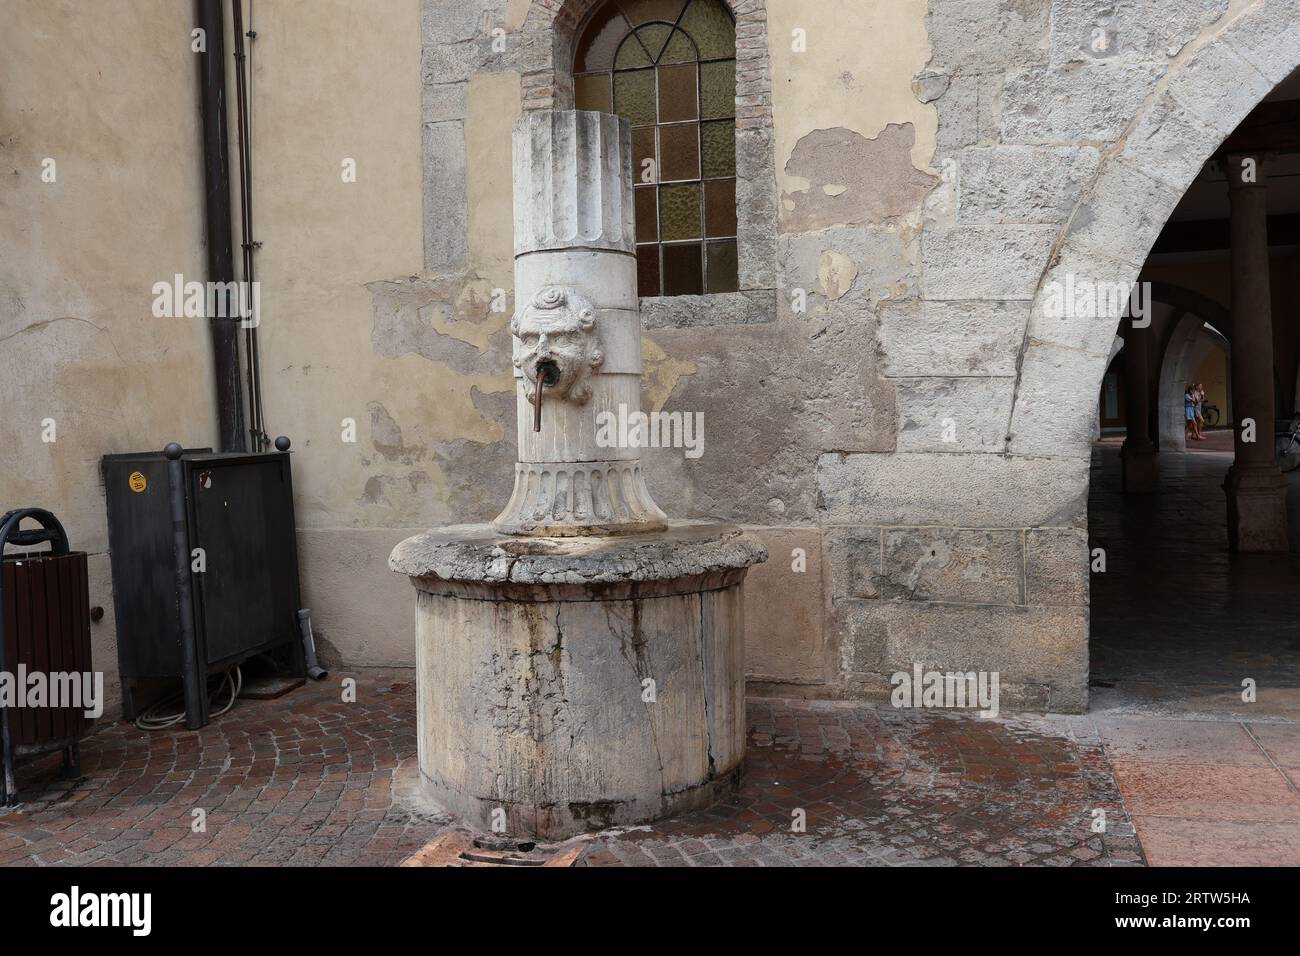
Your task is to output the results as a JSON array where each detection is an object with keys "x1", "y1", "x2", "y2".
[{"x1": 390, "y1": 110, "x2": 766, "y2": 842}]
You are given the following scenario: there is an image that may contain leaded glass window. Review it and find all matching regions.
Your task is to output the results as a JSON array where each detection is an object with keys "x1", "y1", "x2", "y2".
[{"x1": 573, "y1": 0, "x2": 738, "y2": 297}]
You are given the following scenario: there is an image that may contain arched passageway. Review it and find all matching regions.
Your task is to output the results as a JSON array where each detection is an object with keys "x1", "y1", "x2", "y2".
[
  {"x1": 1157, "y1": 317, "x2": 1230, "y2": 450},
  {"x1": 1086, "y1": 63, "x2": 1300, "y2": 719}
]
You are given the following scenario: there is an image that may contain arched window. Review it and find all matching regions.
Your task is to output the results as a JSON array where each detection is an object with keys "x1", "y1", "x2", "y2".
[{"x1": 573, "y1": 0, "x2": 737, "y2": 298}]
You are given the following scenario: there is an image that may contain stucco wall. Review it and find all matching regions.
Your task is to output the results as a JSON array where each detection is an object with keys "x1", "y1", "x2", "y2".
[
  {"x1": 0, "y1": 0, "x2": 219, "y2": 714},
  {"x1": 238, "y1": 0, "x2": 428, "y2": 663}
]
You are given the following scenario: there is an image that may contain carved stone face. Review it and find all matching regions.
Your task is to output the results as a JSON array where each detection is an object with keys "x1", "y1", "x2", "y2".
[{"x1": 511, "y1": 286, "x2": 604, "y2": 405}]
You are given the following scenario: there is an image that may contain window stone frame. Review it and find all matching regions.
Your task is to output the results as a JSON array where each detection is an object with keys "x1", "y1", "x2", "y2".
[{"x1": 515, "y1": 0, "x2": 777, "y2": 328}]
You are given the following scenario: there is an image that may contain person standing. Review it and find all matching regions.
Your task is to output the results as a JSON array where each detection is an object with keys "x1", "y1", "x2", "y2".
[{"x1": 1186, "y1": 385, "x2": 1202, "y2": 441}]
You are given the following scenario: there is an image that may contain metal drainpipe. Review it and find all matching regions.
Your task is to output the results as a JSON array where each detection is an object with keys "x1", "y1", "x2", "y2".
[{"x1": 196, "y1": 0, "x2": 248, "y2": 453}]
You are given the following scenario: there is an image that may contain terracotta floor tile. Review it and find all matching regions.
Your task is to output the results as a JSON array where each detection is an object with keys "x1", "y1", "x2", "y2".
[
  {"x1": 1094, "y1": 718, "x2": 1273, "y2": 767},
  {"x1": 1247, "y1": 723, "x2": 1300, "y2": 769},
  {"x1": 1109, "y1": 759, "x2": 1300, "y2": 823},
  {"x1": 1128, "y1": 816, "x2": 1300, "y2": 866}
]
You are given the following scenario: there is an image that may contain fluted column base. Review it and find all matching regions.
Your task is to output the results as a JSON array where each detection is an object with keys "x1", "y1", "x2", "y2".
[{"x1": 493, "y1": 461, "x2": 667, "y2": 536}]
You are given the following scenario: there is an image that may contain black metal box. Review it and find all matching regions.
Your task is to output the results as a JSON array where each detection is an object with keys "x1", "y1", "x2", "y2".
[{"x1": 101, "y1": 448, "x2": 305, "y2": 725}]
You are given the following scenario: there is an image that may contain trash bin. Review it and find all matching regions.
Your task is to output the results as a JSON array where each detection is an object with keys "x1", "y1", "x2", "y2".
[{"x1": 0, "y1": 509, "x2": 93, "y2": 806}]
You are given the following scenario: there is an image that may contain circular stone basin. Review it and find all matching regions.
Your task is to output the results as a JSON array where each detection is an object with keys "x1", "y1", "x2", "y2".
[{"x1": 390, "y1": 521, "x2": 767, "y2": 841}]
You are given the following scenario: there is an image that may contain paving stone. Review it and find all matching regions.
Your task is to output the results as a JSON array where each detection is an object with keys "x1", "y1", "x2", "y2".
[{"x1": 23, "y1": 669, "x2": 1290, "y2": 868}]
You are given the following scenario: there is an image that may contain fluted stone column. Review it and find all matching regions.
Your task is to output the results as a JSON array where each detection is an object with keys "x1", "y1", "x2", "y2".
[
  {"x1": 1224, "y1": 152, "x2": 1288, "y2": 552},
  {"x1": 1121, "y1": 318, "x2": 1156, "y2": 494},
  {"x1": 495, "y1": 110, "x2": 667, "y2": 536}
]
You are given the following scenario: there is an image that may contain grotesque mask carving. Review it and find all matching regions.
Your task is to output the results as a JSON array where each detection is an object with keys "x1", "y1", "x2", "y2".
[{"x1": 511, "y1": 286, "x2": 604, "y2": 405}]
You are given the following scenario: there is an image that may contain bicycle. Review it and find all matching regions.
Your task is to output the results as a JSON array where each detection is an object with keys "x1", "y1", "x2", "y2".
[
  {"x1": 1201, "y1": 403, "x2": 1221, "y2": 427},
  {"x1": 1276, "y1": 416, "x2": 1300, "y2": 473}
]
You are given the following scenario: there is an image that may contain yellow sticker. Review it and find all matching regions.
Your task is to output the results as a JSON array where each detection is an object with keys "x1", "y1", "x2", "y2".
[{"x1": 128, "y1": 471, "x2": 147, "y2": 493}]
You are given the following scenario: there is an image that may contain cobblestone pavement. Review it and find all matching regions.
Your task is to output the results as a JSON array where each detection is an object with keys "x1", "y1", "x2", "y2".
[
  {"x1": 579, "y1": 698, "x2": 1142, "y2": 867},
  {"x1": 0, "y1": 673, "x2": 1149, "y2": 867},
  {"x1": 0, "y1": 674, "x2": 449, "y2": 867}
]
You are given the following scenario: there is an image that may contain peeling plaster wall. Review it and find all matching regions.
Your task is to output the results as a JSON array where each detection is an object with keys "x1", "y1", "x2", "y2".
[{"x1": 767, "y1": 0, "x2": 937, "y2": 222}]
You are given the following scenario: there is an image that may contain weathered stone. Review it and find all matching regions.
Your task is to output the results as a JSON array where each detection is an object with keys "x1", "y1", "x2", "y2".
[
  {"x1": 1225, "y1": 465, "x2": 1291, "y2": 553},
  {"x1": 834, "y1": 600, "x2": 1089, "y2": 712},
  {"x1": 913, "y1": 69, "x2": 950, "y2": 104},
  {"x1": 834, "y1": 599, "x2": 889, "y2": 675},
  {"x1": 774, "y1": 226, "x2": 889, "y2": 312},
  {"x1": 393, "y1": 104, "x2": 773, "y2": 841},
  {"x1": 423, "y1": 121, "x2": 468, "y2": 272},
  {"x1": 881, "y1": 299, "x2": 1028, "y2": 377},
  {"x1": 422, "y1": 0, "x2": 499, "y2": 44},
  {"x1": 1221, "y1": 0, "x2": 1300, "y2": 84},
  {"x1": 1006, "y1": 341, "x2": 1114, "y2": 458},
  {"x1": 1025, "y1": 529, "x2": 1090, "y2": 606},
  {"x1": 878, "y1": 528, "x2": 1024, "y2": 605},
  {"x1": 1168, "y1": 36, "x2": 1276, "y2": 133},
  {"x1": 736, "y1": 126, "x2": 778, "y2": 290},
  {"x1": 816, "y1": 452, "x2": 1089, "y2": 527},
  {"x1": 1119, "y1": 92, "x2": 1221, "y2": 192},
  {"x1": 1020, "y1": 248, "x2": 1139, "y2": 356},
  {"x1": 780, "y1": 124, "x2": 938, "y2": 232},
  {"x1": 976, "y1": 72, "x2": 1004, "y2": 144},
  {"x1": 1001, "y1": 63, "x2": 1165, "y2": 143},
  {"x1": 640, "y1": 289, "x2": 776, "y2": 330},
  {"x1": 423, "y1": 81, "x2": 468, "y2": 124},
  {"x1": 422, "y1": 36, "x2": 489, "y2": 85},
  {"x1": 934, "y1": 74, "x2": 979, "y2": 151},
  {"x1": 1048, "y1": 0, "x2": 1230, "y2": 66},
  {"x1": 779, "y1": 224, "x2": 916, "y2": 314},
  {"x1": 641, "y1": 307, "x2": 895, "y2": 525},
  {"x1": 1065, "y1": 158, "x2": 1180, "y2": 269},
  {"x1": 894, "y1": 376, "x2": 1016, "y2": 453},
  {"x1": 825, "y1": 526, "x2": 882, "y2": 601},
  {"x1": 396, "y1": 524, "x2": 763, "y2": 840},
  {"x1": 497, "y1": 111, "x2": 664, "y2": 535},
  {"x1": 391, "y1": 520, "x2": 765, "y2": 593},
  {"x1": 742, "y1": 527, "x2": 827, "y2": 685},
  {"x1": 958, "y1": 145, "x2": 1100, "y2": 224},
  {"x1": 922, "y1": 225, "x2": 1057, "y2": 300},
  {"x1": 926, "y1": 0, "x2": 1050, "y2": 75},
  {"x1": 512, "y1": 111, "x2": 634, "y2": 257}
]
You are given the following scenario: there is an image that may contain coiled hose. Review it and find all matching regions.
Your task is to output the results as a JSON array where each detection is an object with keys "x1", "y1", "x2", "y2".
[{"x1": 134, "y1": 665, "x2": 243, "y2": 731}]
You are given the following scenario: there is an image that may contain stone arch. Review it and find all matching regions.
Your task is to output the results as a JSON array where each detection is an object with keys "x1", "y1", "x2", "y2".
[
  {"x1": 1151, "y1": 284, "x2": 1232, "y2": 451},
  {"x1": 1005, "y1": 0, "x2": 1300, "y2": 460}
]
